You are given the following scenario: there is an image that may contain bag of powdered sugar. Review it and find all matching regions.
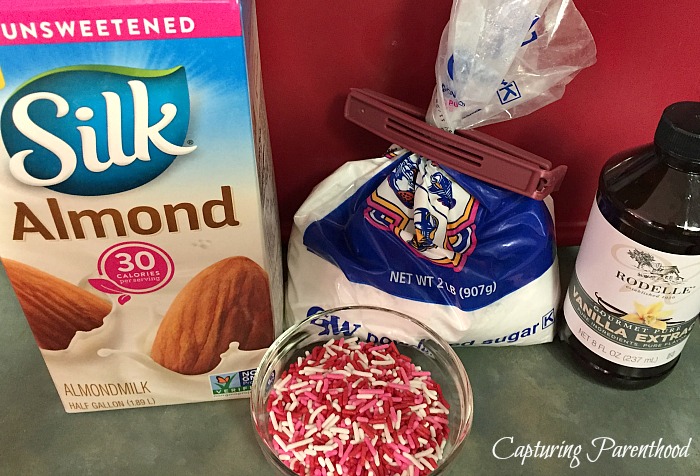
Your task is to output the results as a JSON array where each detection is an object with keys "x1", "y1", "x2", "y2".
[{"x1": 286, "y1": 147, "x2": 559, "y2": 346}]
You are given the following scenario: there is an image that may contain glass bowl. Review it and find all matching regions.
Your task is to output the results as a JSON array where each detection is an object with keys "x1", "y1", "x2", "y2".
[{"x1": 250, "y1": 305, "x2": 473, "y2": 475}]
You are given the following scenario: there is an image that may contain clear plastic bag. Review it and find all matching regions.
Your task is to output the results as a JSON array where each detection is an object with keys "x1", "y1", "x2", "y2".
[{"x1": 427, "y1": 0, "x2": 596, "y2": 131}]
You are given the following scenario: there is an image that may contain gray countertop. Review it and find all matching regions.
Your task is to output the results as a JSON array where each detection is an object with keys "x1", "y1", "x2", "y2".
[{"x1": 1, "y1": 247, "x2": 698, "y2": 475}]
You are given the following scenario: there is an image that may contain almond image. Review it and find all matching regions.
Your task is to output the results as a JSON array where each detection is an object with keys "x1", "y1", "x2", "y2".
[
  {"x1": 151, "y1": 256, "x2": 275, "y2": 375},
  {"x1": 1, "y1": 258, "x2": 112, "y2": 350}
]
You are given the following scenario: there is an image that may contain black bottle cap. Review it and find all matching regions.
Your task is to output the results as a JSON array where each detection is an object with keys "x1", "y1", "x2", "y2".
[{"x1": 654, "y1": 101, "x2": 700, "y2": 162}]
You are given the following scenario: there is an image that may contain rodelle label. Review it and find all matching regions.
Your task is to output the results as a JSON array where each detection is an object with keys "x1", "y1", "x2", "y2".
[{"x1": 563, "y1": 202, "x2": 700, "y2": 368}]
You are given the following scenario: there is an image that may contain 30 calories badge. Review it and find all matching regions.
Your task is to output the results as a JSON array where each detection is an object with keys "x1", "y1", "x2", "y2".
[{"x1": 89, "y1": 241, "x2": 175, "y2": 305}]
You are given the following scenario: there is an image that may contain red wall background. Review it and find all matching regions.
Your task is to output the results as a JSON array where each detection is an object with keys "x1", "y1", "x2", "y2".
[{"x1": 255, "y1": 0, "x2": 700, "y2": 246}]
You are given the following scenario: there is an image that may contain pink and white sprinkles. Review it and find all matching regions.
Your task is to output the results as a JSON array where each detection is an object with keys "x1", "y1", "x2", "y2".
[{"x1": 266, "y1": 337, "x2": 450, "y2": 476}]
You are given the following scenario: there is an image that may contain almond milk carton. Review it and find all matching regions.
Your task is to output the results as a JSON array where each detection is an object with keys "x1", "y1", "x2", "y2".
[{"x1": 0, "y1": 0, "x2": 283, "y2": 412}]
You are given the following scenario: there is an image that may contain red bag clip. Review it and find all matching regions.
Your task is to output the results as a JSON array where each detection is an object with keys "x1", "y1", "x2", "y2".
[{"x1": 344, "y1": 88, "x2": 566, "y2": 200}]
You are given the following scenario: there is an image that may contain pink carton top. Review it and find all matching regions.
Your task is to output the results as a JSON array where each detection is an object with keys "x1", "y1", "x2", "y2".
[{"x1": 0, "y1": 0, "x2": 241, "y2": 46}]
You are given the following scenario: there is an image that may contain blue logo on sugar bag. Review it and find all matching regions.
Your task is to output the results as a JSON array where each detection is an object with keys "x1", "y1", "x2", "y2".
[
  {"x1": 1, "y1": 65, "x2": 196, "y2": 195},
  {"x1": 497, "y1": 80, "x2": 522, "y2": 105},
  {"x1": 364, "y1": 152, "x2": 478, "y2": 271},
  {"x1": 302, "y1": 151, "x2": 556, "y2": 311}
]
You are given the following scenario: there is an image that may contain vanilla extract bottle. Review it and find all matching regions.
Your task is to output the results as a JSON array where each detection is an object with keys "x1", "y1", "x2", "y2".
[{"x1": 561, "y1": 102, "x2": 700, "y2": 388}]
